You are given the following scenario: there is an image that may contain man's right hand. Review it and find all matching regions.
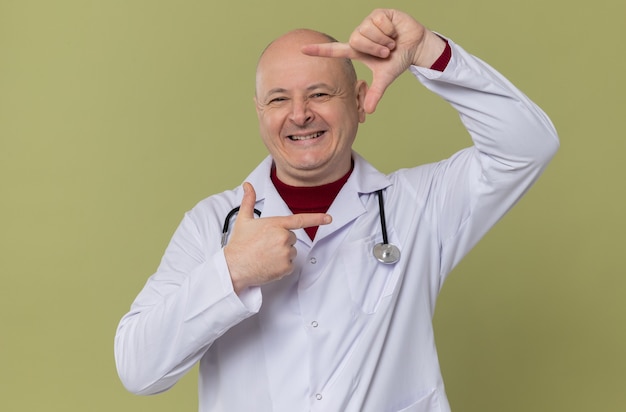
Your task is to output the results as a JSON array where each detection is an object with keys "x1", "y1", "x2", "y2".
[
  {"x1": 224, "y1": 182, "x2": 332, "y2": 294},
  {"x1": 301, "y1": 8, "x2": 446, "y2": 114}
]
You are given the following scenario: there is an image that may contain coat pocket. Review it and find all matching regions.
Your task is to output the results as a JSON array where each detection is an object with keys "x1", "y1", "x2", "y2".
[
  {"x1": 396, "y1": 388, "x2": 440, "y2": 412},
  {"x1": 338, "y1": 232, "x2": 402, "y2": 314}
]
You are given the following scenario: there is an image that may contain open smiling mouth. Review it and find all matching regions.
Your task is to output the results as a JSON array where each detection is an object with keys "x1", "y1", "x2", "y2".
[{"x1": 288, "y1": 131, "x2": 325, "y2": 141}]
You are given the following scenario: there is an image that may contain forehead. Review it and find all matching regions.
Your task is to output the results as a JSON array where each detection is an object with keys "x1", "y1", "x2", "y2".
[{"x1": 256, "y1": 30, "x2": 347, "y2": 94}]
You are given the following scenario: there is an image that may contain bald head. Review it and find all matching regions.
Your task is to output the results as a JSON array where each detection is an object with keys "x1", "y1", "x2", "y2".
[{"x1": 256, "y1": 29, "x2": 357, "y2": 96}]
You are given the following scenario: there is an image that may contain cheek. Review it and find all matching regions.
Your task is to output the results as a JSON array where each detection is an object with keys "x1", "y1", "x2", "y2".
[
  {"x1": 257, "y1": 116, "x2": 285, "y2": 153},
  {"x1": 258, "y1": 111, "x2": 283, "y2": 137}
]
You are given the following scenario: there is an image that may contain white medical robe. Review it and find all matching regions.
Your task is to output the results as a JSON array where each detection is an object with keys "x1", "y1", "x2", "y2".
[{"x1": 115, "y1": 38, "x2": 559, "y2": 412}]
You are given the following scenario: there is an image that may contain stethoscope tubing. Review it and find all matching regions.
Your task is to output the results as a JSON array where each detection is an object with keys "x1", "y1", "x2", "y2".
[
  {"x1": 221, "y1": 189, "x2": 400, "y2": 263},
  {"x1": 375, "y1": 189, "x2": 389, "y2": 245},
  {"x1": 220, "y1": 206, "x2": 262, "y2": 247}
]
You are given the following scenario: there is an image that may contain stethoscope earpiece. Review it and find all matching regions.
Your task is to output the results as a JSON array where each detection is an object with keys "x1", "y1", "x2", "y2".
[{"x1": 220, "y1": 206, "x2": 262, "y2": 247}]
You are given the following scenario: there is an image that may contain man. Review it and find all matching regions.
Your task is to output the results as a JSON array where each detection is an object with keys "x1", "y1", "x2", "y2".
[{"x1": 115, "y1": 8, "x2": 558, "y2": 412}]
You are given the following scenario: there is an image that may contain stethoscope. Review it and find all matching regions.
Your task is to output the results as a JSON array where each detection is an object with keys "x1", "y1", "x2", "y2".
[{"x1": 221, "y1": 189, "x2": 401, "y2": 264}]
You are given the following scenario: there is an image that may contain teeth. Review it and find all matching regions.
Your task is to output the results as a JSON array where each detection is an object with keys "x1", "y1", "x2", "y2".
[{"x1": 289, "y1": 131, "x2": 323, "y2": 141}]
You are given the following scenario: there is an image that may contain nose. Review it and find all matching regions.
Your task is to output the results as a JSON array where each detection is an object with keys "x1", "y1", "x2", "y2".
[{"x1": 289, "y1": 98, "x2": 313, "y2": 126}]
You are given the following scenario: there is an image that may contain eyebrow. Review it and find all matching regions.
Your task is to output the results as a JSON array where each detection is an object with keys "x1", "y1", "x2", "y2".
[
  {"x1": 305, "y1": 83, "x2": 335, "y2": 91},
  {"x1": 265, "y1": 83, "x2": 335, "y2": 98}
]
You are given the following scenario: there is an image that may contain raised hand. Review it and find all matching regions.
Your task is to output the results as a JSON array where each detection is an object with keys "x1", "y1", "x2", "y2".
[
  {"x1": 224, "y1": 182, "x2": 332, "y2": 293},
  {"x1": 301, "y1": 9, "x2": 446, "y2": 113}
]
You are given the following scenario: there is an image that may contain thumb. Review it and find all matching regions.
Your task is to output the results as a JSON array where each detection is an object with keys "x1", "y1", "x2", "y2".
[
  {"x1": 364, "y1": 71, "x2": 395, "y2": 113},
  {"x1": 364, "y1": 87, "x2": 384, "y2": 114},
  {"x1": 238, "y1": 182, "x2": 257, "y2": 220}
]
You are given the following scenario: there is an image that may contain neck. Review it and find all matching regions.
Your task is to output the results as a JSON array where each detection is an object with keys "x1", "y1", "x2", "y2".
[
  {"x1": 274, "y1": 163, "x2": 353, "y2": 187},
  {"x1": 271, "y1": 161, "x2": 353, "y2": 239}
]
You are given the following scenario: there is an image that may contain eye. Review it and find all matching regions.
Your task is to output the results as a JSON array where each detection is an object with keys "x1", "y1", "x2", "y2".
[
  {"x1": 268, "y1": 96, "x2": 288, "y2": 104},
  {"x1": 310, "y1": 93, "x2": 329, "y2": 99}
]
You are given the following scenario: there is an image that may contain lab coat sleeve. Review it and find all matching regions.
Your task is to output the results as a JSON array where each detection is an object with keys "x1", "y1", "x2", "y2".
[
  {"x1": 114, "y1": 206, "x2": 262, "y2": 395},
  {"x1": 408, "y1": 38, "x2": 559, "y2": 281}
]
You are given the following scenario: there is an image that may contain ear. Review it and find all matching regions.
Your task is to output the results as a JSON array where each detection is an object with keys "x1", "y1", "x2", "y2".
[{"x1": 355, "y1": 80, "x2": 368, "y2": 123}]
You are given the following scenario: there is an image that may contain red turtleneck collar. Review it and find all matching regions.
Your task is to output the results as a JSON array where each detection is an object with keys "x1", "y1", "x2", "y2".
[{"x1": 270, "y1": 164, "x2": 353, "y2": 239}]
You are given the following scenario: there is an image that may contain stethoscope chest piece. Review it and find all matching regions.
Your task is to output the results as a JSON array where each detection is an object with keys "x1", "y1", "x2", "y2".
[
  {"x1": 373, "y1": 242, "x2": 401, "y2": 264},
  {"x1": 372, "y1": 188, "x2": 401, "y2": 264}
]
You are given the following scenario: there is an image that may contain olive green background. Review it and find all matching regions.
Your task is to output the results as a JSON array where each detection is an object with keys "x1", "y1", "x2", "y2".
[{"x1": 1, "y1": 0, "x2": 624, "y2": 411}]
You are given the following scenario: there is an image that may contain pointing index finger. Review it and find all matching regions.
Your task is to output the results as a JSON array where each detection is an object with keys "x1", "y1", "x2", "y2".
[
  {"x1": 301, "y1": 42, "x2": 355, "y2": 59},
  {"x1": 278, "y1": 213, "x2": 332, "y2": 231}
]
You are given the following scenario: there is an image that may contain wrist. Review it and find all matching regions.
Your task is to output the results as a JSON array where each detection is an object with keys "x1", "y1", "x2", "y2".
[
  {"x1": 224, "y1": 247, "x2": 247, "y2": 294},
  {"x1": 412, "y1": 30, "x2": 447, "y2": 68}
]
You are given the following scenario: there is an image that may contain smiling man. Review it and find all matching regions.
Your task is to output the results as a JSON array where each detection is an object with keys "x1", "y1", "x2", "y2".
[
  {"x1": 254, "y1": 29, "x2": 367, "y2": 187},
  {"x1": 115, "y1": 8, "x2": 559, "y2": 412}
]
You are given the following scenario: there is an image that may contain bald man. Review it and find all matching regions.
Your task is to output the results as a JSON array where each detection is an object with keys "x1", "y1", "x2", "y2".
[{"x1": 115, "y1": 9, "x2": 558, "y2": 412}]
